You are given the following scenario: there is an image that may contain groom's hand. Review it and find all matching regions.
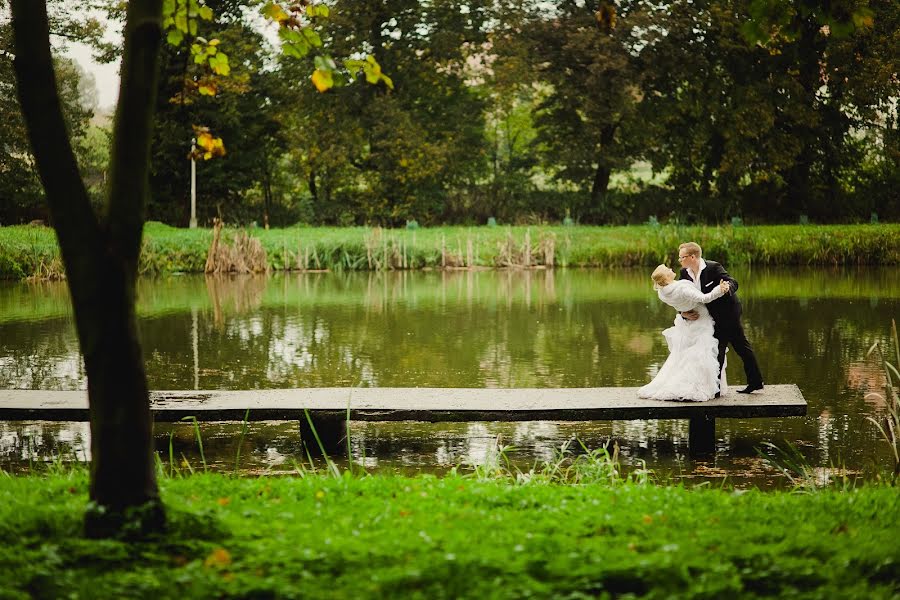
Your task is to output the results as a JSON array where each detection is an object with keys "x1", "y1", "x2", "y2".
[{"x1": 681, "y1": 310, "x2": 700, "y2": 321}]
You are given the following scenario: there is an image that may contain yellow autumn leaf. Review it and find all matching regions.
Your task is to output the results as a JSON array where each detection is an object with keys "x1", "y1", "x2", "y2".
[
  {"x1": 196, "y1": 132, "x2": 213, "y2": 147},
  {"x1": 204, "y1": 547, "x2": 232, "y2": 568},
  {"x1": 263, "y1": 2, "x2": 290, "y2": 24},
  {"x1": 198, "y1": 82, "x2": 217, "y2": 96},
  {"x1": 311, "y1": 69, "x2": 334, "y2": 92}
]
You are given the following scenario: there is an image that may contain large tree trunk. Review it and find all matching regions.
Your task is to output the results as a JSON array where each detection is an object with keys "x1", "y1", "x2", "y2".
[{"x1": 12, "y1": 0, "x2": 165, "y2": 537}]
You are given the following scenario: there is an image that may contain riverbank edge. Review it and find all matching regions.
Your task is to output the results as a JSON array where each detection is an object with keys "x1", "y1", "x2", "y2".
[
  {"x1": 2, "y1": 222, "x2": 899, "y2": 280},
  {"x1": 1, "y1": 472, "x2": 898, "y2": 598}
]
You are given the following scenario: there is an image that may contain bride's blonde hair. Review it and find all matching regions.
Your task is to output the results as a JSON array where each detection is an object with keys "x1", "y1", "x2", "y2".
[{"x1": 651, "y1": 264, "x2": 673, "y2": 287}]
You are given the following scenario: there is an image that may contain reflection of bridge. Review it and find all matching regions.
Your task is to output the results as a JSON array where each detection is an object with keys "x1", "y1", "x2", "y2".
[{"x1": 0, "y1": 386, "x2": 806, "y2": 456}]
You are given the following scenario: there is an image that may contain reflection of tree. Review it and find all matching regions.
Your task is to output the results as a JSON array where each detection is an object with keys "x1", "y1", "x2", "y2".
[{"x1": 0, "y1": 318, "x2": 84, "y2": 389}]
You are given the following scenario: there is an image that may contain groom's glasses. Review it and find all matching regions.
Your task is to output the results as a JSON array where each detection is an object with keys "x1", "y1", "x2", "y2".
[{"x1": 678, "y1": 255, "x2": 689, "y2": 261}]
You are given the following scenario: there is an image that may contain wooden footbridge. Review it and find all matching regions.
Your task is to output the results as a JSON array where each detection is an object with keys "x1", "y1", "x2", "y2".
[{"x1": 0, "y1": 385, "x2": 807, "y2": 454}]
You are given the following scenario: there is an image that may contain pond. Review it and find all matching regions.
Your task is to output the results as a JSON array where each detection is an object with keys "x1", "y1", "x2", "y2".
[{"x1": 0, "y1": 267, "x2": 896, "y2": 487}]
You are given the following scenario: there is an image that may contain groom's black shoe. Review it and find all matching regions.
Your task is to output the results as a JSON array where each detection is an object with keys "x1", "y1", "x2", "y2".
[{"x1": 737, "y1": 383, "x2": 764, "y2": 394}]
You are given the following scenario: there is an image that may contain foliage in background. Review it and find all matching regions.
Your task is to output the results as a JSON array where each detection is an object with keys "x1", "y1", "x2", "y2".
[
  {"x1": 0, "y1": 1, "x2": 102, "y2": 224},
  {"x1": 0, "y1": 0, "x2": 897, "y2": 227}
]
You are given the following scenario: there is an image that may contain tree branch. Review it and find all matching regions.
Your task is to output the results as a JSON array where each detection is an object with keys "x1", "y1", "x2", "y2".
[
  {"x1": 11, "y1": 0, "x2": 101, "y2": 271},
  {"x1": 106, "y1": 0, "x2": 163, "y2": 271}
]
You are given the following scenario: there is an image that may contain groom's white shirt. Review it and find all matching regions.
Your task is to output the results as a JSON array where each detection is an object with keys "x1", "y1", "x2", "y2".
[{"x1": 688, "y1": 258, "x2": 707, "y2": 290}]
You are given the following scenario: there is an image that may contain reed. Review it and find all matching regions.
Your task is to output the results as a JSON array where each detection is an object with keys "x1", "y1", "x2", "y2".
[
  {"x1": 866, "y1": 319, "x2": 900, "y2": 481},
  {"x1": 181, "y1": 416, "x2": 207, "y2": 473}
]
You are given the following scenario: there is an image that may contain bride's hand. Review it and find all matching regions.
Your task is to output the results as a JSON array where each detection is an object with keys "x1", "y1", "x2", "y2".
[{"x1": 719, "y1": 280, "x2": 730, "y2": 293}]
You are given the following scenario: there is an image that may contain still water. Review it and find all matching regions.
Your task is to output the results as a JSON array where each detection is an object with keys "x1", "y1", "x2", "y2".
[{"x1": 0, "y1": 268, "x2": 896, "y2": 486}]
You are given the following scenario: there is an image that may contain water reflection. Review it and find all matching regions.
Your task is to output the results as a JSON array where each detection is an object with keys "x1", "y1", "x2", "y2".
[{"x1": 0, "y1": 268, "x2": 897, "y2": 485}]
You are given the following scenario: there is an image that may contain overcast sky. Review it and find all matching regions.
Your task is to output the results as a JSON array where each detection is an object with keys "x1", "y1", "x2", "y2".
[{"x1": 65, "y1": 41, "x2": 121, "y2": 111}]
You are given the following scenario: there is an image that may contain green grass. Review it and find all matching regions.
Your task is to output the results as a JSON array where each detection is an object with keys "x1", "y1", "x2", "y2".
[
  {"x1": 0, "y1": 469, "x2": 898, "y2": 599},
  {"x1": 2, "y1": 222, "x2": 900, "y2": 280}
]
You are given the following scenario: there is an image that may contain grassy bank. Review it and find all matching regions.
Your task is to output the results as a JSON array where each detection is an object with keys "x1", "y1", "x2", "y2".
[
  {"x1": 1, "y1": 222, "x2": 899, "y2": 280},
  {"x1": 1, "y1": 470, "x2": 898, "y2": 599}
]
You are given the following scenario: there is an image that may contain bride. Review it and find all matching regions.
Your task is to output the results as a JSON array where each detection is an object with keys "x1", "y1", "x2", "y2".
[{"x1": 639, "y1": 264, "x2": 730, "y2": 402}]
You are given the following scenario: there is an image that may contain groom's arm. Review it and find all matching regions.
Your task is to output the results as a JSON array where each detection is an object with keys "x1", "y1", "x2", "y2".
[{"x1": 711, "y1": 263, "x2": 738, "y2": 294}]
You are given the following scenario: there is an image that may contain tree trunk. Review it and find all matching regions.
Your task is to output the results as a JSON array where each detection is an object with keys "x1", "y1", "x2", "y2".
[
  {"x1": 309, "y1": 168, "x2": 318, "y2": 203},
  {"x1": 83, "y1": 257, "x2": 163, "y2": 536},
  {"x1": 590, "y1": 162, "x2": 612, "y2": 207},
  {"x1": 590, "y1": 124, "x2": 617, "y2": 216},
  {"x1": 784, "y1": 17, "x2": 822, "y2": 218},
  {"x1": 12, "y1": 0, "x2": 165, "y2": 537},
  {"x1": 262, "y1": 160, "x2": 272, "y2": 230}
]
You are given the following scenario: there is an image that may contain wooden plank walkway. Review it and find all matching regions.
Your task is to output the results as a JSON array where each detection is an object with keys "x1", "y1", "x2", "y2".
[
  {"x1": 0, "y1": 385, "x2": 806, "y2": 421},
  {"x1": 0, "y1": 385, "x2": 807, "y2": 454}
]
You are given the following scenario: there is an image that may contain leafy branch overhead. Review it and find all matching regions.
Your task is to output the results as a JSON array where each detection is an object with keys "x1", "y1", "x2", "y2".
[
  {"x1": 160, "y1": 0, "x2": 392, "y2": 161},
  {"x1": 740, "y1": 0, "x2": 874, "y2": 46},
  {"x1": 262, "y1": 1, "x2": 393, "y2": 92}
]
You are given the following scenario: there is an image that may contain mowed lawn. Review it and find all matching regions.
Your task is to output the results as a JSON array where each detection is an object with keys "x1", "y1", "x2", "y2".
[{"x1": 1, "y1": 472, "x2": 898, "y2": 599}]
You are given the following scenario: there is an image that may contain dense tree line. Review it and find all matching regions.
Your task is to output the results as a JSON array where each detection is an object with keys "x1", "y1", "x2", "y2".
[{"x1": 2, "y1": 0, "x2": 898, "y2": 227}]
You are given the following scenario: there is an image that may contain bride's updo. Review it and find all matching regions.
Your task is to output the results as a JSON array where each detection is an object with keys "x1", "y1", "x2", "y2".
[{"x1": 651, "y1": 264, "x2": 674, "y2": 287}]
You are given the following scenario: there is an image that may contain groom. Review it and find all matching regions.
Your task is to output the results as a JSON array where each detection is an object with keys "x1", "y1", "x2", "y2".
[{"x1": 677, "y1": 242, "x2": 764, "y2": 395}]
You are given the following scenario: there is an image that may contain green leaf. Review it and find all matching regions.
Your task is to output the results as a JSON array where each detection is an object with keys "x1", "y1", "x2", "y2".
[
  {"x1": 198, "y1": 6, "x2": 213, "y2": 21},
  {"x1": 163, "y1": 0, "x2": 176, "y2": 17},
  {"x1": 279, "y1": 28, "x2": 310, "y2": 57},
  {"x1": 314, "y1": 54, "x2": 337, "y2": 71},
  {"x1": 282, "y1": 44, "x2": 301, "y2": 59},
  {"x1": 306, "y1": 4, "x2": 330, "y2": 18},
  {"x1": 189, "y1": 18, "x2": 198, "y2": 36},
  {"x1": 174, "y1": 11, "x2": 188, "y2": 33},
  {"x1": 209, "y1": 53, "x2": 230, "y2": 76},
  {"x1": 301, "y1": 27, "x2": 323, "y2": 48},
  {"x1": 167, "y1": 28, "x2": 184, "y2": 46}
]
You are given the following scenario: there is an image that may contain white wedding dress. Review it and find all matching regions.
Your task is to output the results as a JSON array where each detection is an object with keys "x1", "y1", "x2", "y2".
[{"x1": 638, "y1": 280, "x2": 727, "y2": 402}]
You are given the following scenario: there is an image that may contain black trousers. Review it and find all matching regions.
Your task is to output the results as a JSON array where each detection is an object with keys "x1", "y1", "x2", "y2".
[{"x1": 714, "y1": 318, "x2": 763, "y2": 387}]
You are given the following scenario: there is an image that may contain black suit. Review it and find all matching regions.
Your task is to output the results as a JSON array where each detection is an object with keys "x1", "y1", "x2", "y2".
[{"x1": 680, "y1": 260, "x2": 763, "y2": 388}]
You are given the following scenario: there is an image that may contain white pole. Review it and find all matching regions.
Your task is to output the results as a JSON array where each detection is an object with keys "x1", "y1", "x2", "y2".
[
  {"x1": 191, "y1": 306, "x2": 199, "y2": 390},
  {"x1": 189, "y1": 137, "x2": 198, "y2": 229}
]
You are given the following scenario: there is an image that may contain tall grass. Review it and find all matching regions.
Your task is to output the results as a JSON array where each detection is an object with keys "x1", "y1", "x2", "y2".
[
  {"x1": 3, "y1": 221, "x2": 900, "y2": 280},
  {"x1": 866, "y1": 319, "x2": 900, "y2": 481}
]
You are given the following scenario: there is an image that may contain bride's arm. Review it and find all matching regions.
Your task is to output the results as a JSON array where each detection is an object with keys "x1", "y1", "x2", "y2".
[{"x1": 679, "y1": 281, "x2": 726, "y2": 305}]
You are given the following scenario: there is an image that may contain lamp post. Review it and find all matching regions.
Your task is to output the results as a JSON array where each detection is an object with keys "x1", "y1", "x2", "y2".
[{"x1": 189, "y1": 137, "x2": 198, "y2": 229}]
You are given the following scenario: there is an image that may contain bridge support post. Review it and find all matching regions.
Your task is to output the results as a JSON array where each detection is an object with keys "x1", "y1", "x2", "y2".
[
  {"x1": 688, "y1": 417, "x2": 716, "y2": 456},
  {"x1": 298, "y1": 413, "x2": 347, "y2": 456}
]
